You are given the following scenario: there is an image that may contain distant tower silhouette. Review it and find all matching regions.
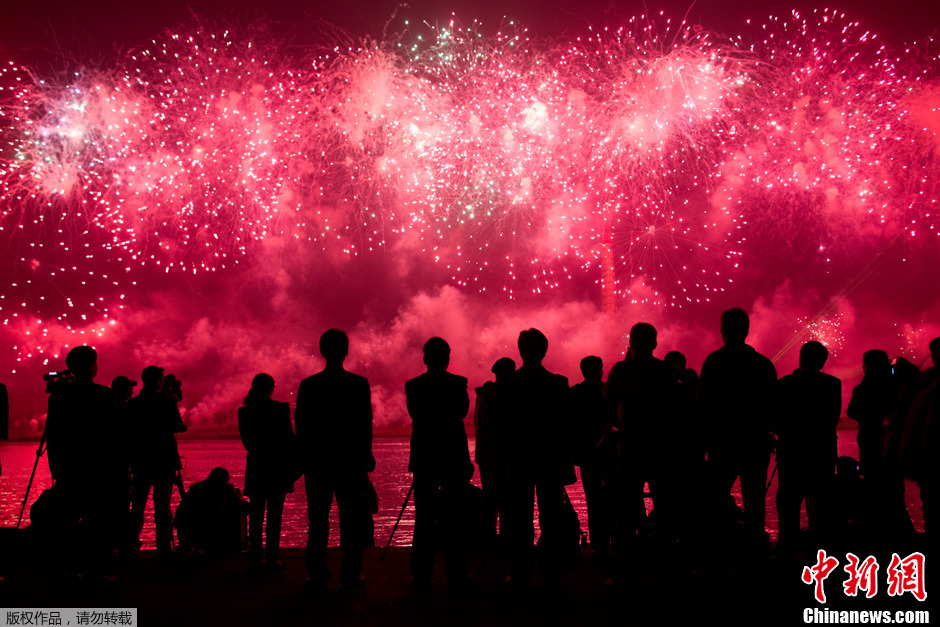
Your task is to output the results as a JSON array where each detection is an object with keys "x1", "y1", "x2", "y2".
[{"x1": 601, "y1": 221, "x2": 616, "y2": 315}]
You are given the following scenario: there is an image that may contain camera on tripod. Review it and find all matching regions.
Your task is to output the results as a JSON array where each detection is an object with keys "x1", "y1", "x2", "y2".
[{"x1": 162, "y1": 374, "x2": 183, "y2": 403}]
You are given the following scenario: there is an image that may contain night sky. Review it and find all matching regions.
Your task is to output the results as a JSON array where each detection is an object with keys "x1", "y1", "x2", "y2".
[
  {"x1": 1, "y1": 0, "x2": 938, "y2": 430},
  {"x1": 3, "y1": 0, "x2": 938, "y2": 66}
]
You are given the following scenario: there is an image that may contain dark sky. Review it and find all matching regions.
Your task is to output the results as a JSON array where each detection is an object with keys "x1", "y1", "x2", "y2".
[{"x1": 2, "y1": 0, "x2": 938, "y2": 69}]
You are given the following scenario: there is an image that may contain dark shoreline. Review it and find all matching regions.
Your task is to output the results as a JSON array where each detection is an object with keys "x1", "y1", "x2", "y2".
[
  {"x1": 0, "y1": 535, "x2": 930, "y2": 627},
  {"x1": 2, "y1": 422, "x2": 864, "y2": 442}
]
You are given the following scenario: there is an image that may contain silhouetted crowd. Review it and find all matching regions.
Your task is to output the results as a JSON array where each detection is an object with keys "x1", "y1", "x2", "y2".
[{"x1": 3, "y1": 307, "x2": 936, "y2": 594}]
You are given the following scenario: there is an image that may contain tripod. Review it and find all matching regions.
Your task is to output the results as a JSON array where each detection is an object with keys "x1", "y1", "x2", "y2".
[
  {"x1": 381, "y1": 482, "x2": 414, "y2": 562},
  {"x1": 16, "y1": 428, "x2": 48, "y2": 529}
]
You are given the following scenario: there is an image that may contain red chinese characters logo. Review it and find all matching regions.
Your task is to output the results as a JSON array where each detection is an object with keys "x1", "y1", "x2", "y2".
[
  {"x1": 802, "y1": 551, "x2": 927, "y2": 603},
  {"x1": 843, "y1": 553, "x2": 879, "y2": 598},
  {"x1": 886, "y1": 552, "x2": 927, "y2": 602},
  {"x1": 802, "y1": 550, "x2": 840, "y2": 603}
]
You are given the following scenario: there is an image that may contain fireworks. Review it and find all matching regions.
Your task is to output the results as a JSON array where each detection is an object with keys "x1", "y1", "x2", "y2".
[
  {"x1": 798, "y1": 311, "x2": 845, "y2": 357},
  {"x1": 2, "y1": 10, "x2": 939, "y2": 330}
]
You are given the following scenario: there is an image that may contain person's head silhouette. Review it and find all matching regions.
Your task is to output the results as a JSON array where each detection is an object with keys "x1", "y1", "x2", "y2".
[
  {"x1": 628, "y1": 323, "x2": 657, "y2": 357},
  {"x1": 141, "y1": 365, "x2": 165, "y2": 392},
  {"x1": 491, "y1": 357, "x2": 516, "y2": 377},
  {"x1": 65, "y1": 345, "x2": 98, "y2": 381},
  {"x1": 207, "y1": 467, "x2": 230, "y2": 484},
  {"x1": 862, "y1": 349, "x2": 891, "y2": 378},
  {"x1": 664, "y1": 351, "x2": 687, "y2": 371},
  {"x1": 111, "y1": 375, "x2": 137, "y2": 402},
  {"x1": 320, "y1": 328, "x2": 349, "y2": 367},
  {"x1": 580, "y1": 355, "x2": 603, "y2": 382},
  {"x1": 518, "y1": 328, "x2": 548, "y2": 366},
  {"x1": 720, "y1": 308, "x2": 750, "y2": 345},
  {"x1": 245, "y1": 373, "x2": 275, "y2": 405},
  {"x1": 799, "y1": 341, "x2": 829, "y2": 372},
  {"x1": 423, "y1": 337, "x2": 450, "y2": 372}
]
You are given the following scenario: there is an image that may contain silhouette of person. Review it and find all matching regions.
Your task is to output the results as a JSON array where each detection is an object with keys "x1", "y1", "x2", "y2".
[
  {"x1": 661, "y1": 349, "x2": 711, "y2": 550},
  {"x1": 473, "y1": 356, "x2": 515, "y2": 547},
  {"x1": 295, "y1": 329, "x2": 374, "y2": 591},
  {"x1": 663, "y1": 350, "x2": 703, "y2": 455},
  {"x1": 833, "y1": 456, "x2": 864, "y2": 537},
  {"x1": 110, "y1": 375, "x2": 137, "y2": 555},
  {"x1": 406, "y1": 337, "x2": 473, "y2": 588},
  {"x1": 0, "y1": 381, "x2": 7, "y2": 477},
  {"x1": 111, "y1": 376, "x2": 137, "y2": 426},
  {"x1": 126, "y1": 365, "x2": 188, "y2": 557},
  {"x1": 847, "y1": 349, "x2": 896, "y2": 487},
  {"x1": 923, "y1": 337, "x2": 938, "y2": 382},
  {"x1": 664, "y1": 351, "x2": 699, "y2": 392},
  {"x1": 892, "y1": 337, "x2": 939, "y2": 535},
  {"x1": 893, "y1": 357, "x2": 921, "y2": 399},
  {"x1": 606, "y1": 324, "x2": 684, "y2": 568},
  {"x1": 494, "y1": 328, "x2": 575, "y2": 591},
  {"x1": 882, "y1": 357, "x2": 923, "y2": 538},
  {"x1": 239, "y1": 373, "x2": 298, "y2": 571},
  {"x1": 773, "y1": 341, "x2": 841, "y2": 553},
  {"x1": 44, "y1": 346, "x2": 122, "y2": 581},
  {"x1": 698, "y1": 307, "x2": 777, "y2": 547},
  {"x1": 570, "y1": 355, "x2": 616, "y2": 561},
  {"x1": 174, "y1": 467, "x2": 247, "y2": 557}
]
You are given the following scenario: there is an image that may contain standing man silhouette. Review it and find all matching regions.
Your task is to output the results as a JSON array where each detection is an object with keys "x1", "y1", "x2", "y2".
[
  {"x1": 496, "y1": 328, "x2": 575, "y2": 591},
  {"x1": 406, "y1": 337, "x2": 473, "y2": 588},
  {"x1": 773, "y1": 341, "x2": 841, "y2": 553},
  {"x1": 698, "y1": 308, "x2": 777, "y2": 548},
  {"x1": 126, "y1": 365, "x2": 187, "y2": 557},
  {"x1": 570, "y1": 355, "x2": 616, "y2": 562},
  {"x1": 474, "y1": 357, "x2": 516, "y2": 547},
  {"x1": 296, "y1": 329, "x2": 375, "y2": 591},
  {"x1": 606, "y1": 324, "x2": 683, "y2": 568},
  {"x1": 45, "y1": 346, "x2": 122, "y2": 580}
]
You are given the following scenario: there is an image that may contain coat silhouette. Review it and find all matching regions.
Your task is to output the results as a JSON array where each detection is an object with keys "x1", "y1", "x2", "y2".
[
  {"x1": 239, "y1": 378, "x2": 298, "y2": 569},
  {"x1": 295, "y1": 370, "x2": 373, "y2": 476},
  {"x1": 493, "y1": 329, "x2": 575, "y2": 590},
  {"x1": 405, "y1": 341, "x2": 473, "y2": 587},
  {"x1": 698, "y1": 309, "x2": 777, "y2": 544},
  {"x1": 239, "y1": 399, "x2": 297, "y2": 497},
  {"x1": 44, "y1": 346, "x2": 122, "y2": 579},
  {"x1": 406, "y1": 370, "x2": 473, "y2": 480},
  {"x1": 773, "y1": 345, "x2": 841, "y2": 546},
  {"x1": 126, "y1": 373, "x2": 187, "y2": 556}
]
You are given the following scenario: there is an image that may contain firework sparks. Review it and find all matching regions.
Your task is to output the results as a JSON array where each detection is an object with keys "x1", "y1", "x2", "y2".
[{"x1": 1, "y1": 10, "x2": 939, "y2": 334}]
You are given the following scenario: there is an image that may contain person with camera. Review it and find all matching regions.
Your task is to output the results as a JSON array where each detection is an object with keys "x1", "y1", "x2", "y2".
[
  {"x1": 126, "y1": 365, "x2": 188, "y2": 557},
  {"x1": 44, "y1": 346, "x2": 122, "y2": 583},
  {"x1": 405, "y1": 337, "x2": 473, "y2": 589}
]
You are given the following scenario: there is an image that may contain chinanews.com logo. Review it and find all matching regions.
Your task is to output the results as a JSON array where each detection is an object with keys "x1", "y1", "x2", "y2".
[{"x1": 801, "y1": 550, "x2": 929, "y2": 624}]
